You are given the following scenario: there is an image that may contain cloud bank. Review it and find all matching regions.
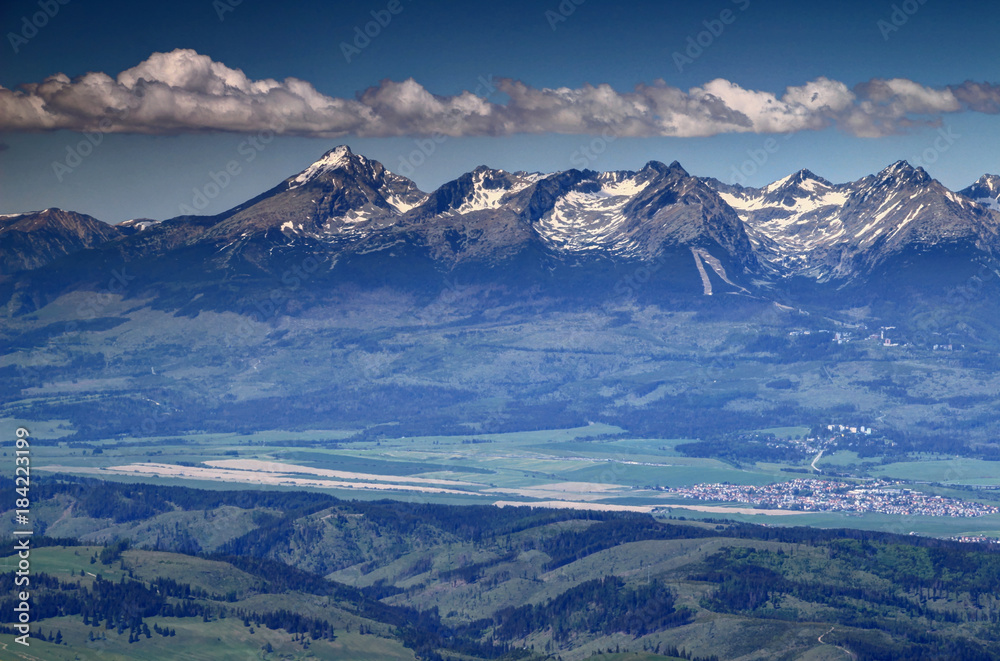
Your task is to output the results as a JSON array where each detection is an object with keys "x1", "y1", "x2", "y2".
[{"x1": 1, "y1": 49, "x2": 998, "y2": 139}]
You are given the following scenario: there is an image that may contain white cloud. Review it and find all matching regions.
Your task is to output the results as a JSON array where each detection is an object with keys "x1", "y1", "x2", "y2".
[
  {"x1": 859, "y1": 78, "x2": 960, "y2": 114},
  {"x1": 782, "y1": 78, "x2": 855, "y2": 113},
  {"x1": 0, "y1": 49, "x2": 993, "y2": 139}
]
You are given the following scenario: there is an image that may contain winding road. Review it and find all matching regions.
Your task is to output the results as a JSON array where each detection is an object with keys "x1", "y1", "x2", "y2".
[
  {"x1": 811, "y1": 450, "x2": 824, "y2": 472},
  {"x1": 817, "y1": 627, "x2": 857, "y2": 659}
]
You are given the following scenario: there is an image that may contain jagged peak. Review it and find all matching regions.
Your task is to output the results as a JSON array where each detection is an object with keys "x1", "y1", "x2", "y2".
[
  {"x1": 315, "y1": 144, "x2": 358, "y2": 168},
  {"x1": 882, "y1": 160, "x2": 919, "y2": 176},
  {"x1": 667, "y1": 160, "x2": 688, "y2": 175},
  {"x1": 791, "y1": 168, "x2": 829, "y2": 184},
  {"x1": 288, "y1": 145, "x2": 371, "y2": 189},
  {"x1": 872, "y1": 160, "x2": 931, "y2": 187},
  {"x1": 973, "y1": 173, "x2": 1000, "y2": 191},
  {"x1": 959, "y1": 174, "x2": 1000, "y2": 210},
  {"x1": 471, "y1": 164, "x2": 502, "y2": 175},
  {"x1": 760, "y1": 169, "x2": 833, "y2": 196},
  {"x1": 639, "y1": 160, "x2": 688, "y2": 177}
]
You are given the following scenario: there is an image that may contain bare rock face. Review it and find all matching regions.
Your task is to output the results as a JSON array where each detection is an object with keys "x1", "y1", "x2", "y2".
[{"x1": 5, "y1": 147, "x2": 1000, "y2": 316}]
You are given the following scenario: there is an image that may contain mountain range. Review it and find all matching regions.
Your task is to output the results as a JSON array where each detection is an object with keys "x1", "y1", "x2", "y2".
[
  {"x1": 3, "y1": 145, "x2": 1000, "y2": 316},
  {"x1": 5, "y1": 145, "x2": 1000, "y2": 470}
]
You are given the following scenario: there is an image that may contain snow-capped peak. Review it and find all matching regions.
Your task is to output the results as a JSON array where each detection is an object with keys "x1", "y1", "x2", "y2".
[
  {"x1": 534, "y1": 169, "x2": 660, "y2": 254},
  {"x1": 289, "y1": 145, "x2": 360, "y2": 189},
  {"x1": 750, "y1": 170, "x2": 828, "y2": 196},
  {"x1": 959, "y1": 174, "x2": 1000, "y2": 211},
  {"x1": 118, "y1": 218, "x2": 162, "y2": 231},
  {"x1": 762, "y1": 173, "x2": 797, "y2": 194},
  {"x1": 978, "y1": 173, "x2": 1000, "y2": 191},
  {"x1": 426, "y1": 167, "x2": 546, "y2": 215},
  {"x1": 877, "y1": 160, "x2": 927, "y2": 182},
  {"x1": 971, "y1": 174, "x2": 1000, "y2": 196},
  {"x1": 455, "y1": 168, "x2": 514, "y2": 213}
]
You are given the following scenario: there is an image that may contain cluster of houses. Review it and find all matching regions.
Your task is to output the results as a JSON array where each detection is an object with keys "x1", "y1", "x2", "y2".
[
  {"x1": 827, "y1": 423, "x2": 873, "y2": 435},
  {"x1": 666, "y1": 478, "x2": 999, "y2": 518},
  {"x1": 757, "y1": 423, "x2": 878, "y2": 456},
  {"x1": 948, "y1": 535, "x2": 1000, "y2": 545},
  {"x1": 786, "y1": 324, "x2": 964, "y2": 351}
]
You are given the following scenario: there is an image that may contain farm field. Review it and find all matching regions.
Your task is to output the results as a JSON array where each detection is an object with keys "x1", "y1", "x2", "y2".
[{"x1": 15, "y1": 419, "x2": 1000, "y2": 540}]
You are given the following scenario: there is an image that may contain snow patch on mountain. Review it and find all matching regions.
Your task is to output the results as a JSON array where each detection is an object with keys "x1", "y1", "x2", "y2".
[
  {"x1": 450, "y1": 170, "x2": 546, "y2": 214},
  {"x1": 958, "y1": 175, "x2": 1000, "y2": 212},
  {"x1": 536, "y1": 173, "x2": 653, "y2": 253},
  {"x1": 384, "y1": 191, "x2": 423, "y2": 214},
  {"x1": 717, "y1": 171, "x2": 851, "y2": 259},
  {"x1": 118, "y1": 218, "x2": 162, "y2": 231},
  {"x1": 290, "y1": 145, "x2": 354, "y2": 189}
]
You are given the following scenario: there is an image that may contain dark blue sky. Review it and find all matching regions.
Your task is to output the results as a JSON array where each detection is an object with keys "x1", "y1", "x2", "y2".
[{"x1": 2, "y1": 0, "x2": 999, "y2": 221}]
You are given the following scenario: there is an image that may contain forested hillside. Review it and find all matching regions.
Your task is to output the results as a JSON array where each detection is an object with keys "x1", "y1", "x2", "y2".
[{"x1": 2, "y1": 476, "x2": 999, "y2": 660}]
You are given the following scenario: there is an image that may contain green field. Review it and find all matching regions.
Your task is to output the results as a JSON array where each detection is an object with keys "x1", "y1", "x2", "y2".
[
  {"x1": 8, "y1": 417, "x2": 997, "y2": 541},
  {"x1": 871, "y1": 457, "x2": 1000, "y2": 484}
]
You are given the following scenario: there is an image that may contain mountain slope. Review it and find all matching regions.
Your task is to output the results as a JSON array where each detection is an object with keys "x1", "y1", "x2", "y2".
[
  {"x1": 959, "y1": 174, "x2": 1000, "y2": 211},
  {"x1": 832, "y1": 162, "x2": 999, "y2": 281},
  {"x1": 209, "y1": 145, "x2": 427, "y2": 244},
  {"x1": 708, "y1": 162, "x2": 1000, "y2": 283},
  {"x1": 5, "y1": 150, "x2": 1000, "y2": 316},
  {"x1": 0, "y1": 208, "x2": 129, "y2": 274},
  {"x1": 711, "y1": 169, "x2": 847, "y2": 272}
]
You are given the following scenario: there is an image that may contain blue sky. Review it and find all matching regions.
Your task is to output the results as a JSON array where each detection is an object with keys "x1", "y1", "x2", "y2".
[{"x1": 1, "y1": 0, "x2": 999, "y2": 222}]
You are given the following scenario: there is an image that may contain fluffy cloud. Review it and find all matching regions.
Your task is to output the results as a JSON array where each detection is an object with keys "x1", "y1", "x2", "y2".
[
  {"x1": 949, "y1": 81, "x2": 1000, "y2": 114},
  {"x1": 0, "y1": 49, "x2": 993, "y2": 139}
]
